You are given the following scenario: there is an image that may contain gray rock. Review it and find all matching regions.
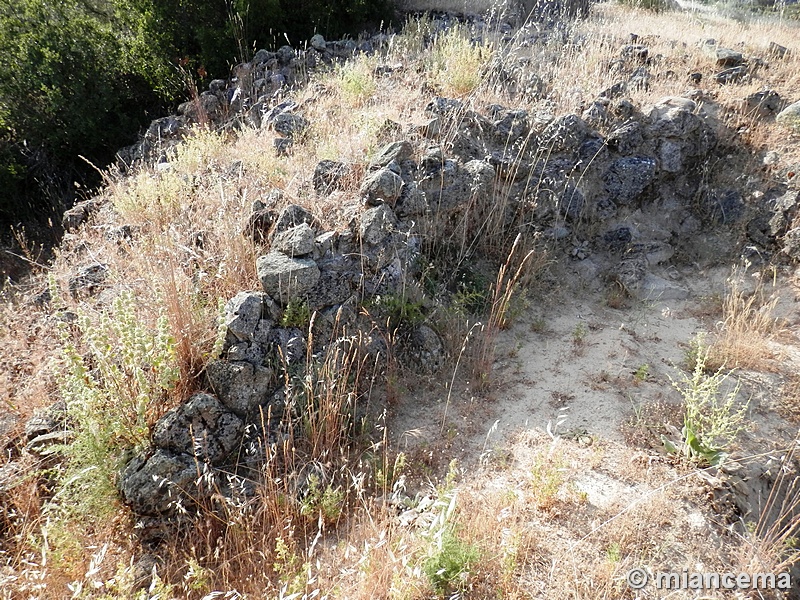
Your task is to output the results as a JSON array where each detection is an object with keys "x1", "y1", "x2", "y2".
[
  {"x1": 273, "y1": 113, "x2": 308, "y2": 138},
  {"x1": 274, "y1": 138, "x2": 293, "y2": 155},
  {"x1": 310, "y1": 34, "x2": 326, "y2": 51},
  {"x1": 603, "y1": 156, "x2": 656, "y2": 205},
  {"x1": 272, "y1": 223, "x2": 315, "y2": 257},
  {"x1": 257, "y1": 252, "x2": 321, "y2": 304},
  {"x1": 540, "y1": 114, "x2": 588, "y2": 153},
  {"x1": 225, "y1": 292, "x2": 265, "y2": 342},
  {"x1": 409, "y1": 325, "x2": 444, "y2": 371},
  {"x1": 370, "y1": 141, "x2": 414, "y2": 170},
  {"x1": 714, "y1": 48, "x2": 743, "y2": 67},
  {"x1": 744, "y1": 90, "x2": 782, "y2": 118},
  {"x1": 274, "y1": 204, "x2": 316, "y2": 234},
  {"x1": 361, "y1": 168, "x2": 404, "y2": 206},
  {"x1": 206, "y1": 359, "x2": 274, "y2": 417},
  {"x1": 777, "y1": 101, "x2": 800, "y2": 133},
  {"x1": 119, "y1": 449, "x2": 200, "y2": 515},
  {"x1": 313, "y1": 160, "x2": 349, "y2": 194},
  {"x1": 152, "y1": 393, "x2": 243, "y2": 465},
  {"x1": 715, "y1": 66, "x2": 747, "y2": 84},
  {"x1": 626, "y1": 241, "x2": 674, "y2": 265}
]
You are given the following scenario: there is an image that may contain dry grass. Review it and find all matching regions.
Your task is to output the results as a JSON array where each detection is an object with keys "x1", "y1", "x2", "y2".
[{"x1": 708, "y1": 265, "x2": 784, "y2": 372}]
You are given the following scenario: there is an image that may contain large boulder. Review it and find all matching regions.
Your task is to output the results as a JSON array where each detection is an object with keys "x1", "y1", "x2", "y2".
[
  {"x1": 272, "y1": 223, "x2": 315, "y2": 257},
  {"x1": 360, "y1": 168, "x2": 404, "y2": 207},
  {"x1": 119, "y1": 449, "x2": 200, "y2": 515},
  {"x1": 257, "y1": 252, "x2": 321, "y2": 304},
  {"x1": 152, "y1": 393, "x2": 244, "y2": 465},
  {"x1": 206, "y1": 359, "x2": 275, "y2": 417}
]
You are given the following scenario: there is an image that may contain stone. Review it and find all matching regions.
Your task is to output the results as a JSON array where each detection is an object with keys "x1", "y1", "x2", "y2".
[
  {"x1": 69, "y1": 262, "x2": 108, "y2": 296},
  {"x1": 313, "y1": 160, "x2": 349, "y2": 194},
  {"x1": 409, "y1": 325, "x2": 444, "y2": 371},
  {"x1": 119, "y1": 449, "x2": 200, "y2": 515},
  {"x1": 744, "y1": 90, "x2": 782, "y2": 118},
  {"x1": 714, "y1": 48, "x2": 743, "y2": 67},
  {"x1": 152, "y1": 393, "x2": 244, "y2": 465},
  {"x1": 540, "y1": 114, "x2": 588, "y2": 153},
  {"x1": 225, "y1": 292, "x2": 265, "y2": 342},
  {"x1": 777, "y1": 101, "x2": 800, "y2": 133},
  {"x1": 360, "y1": 168, "x2": 404, "y2": 207},
  {"x1": 257, "y1": 252, "x2": 321, "y2": 304},
  {"x1": 369, "y1": 141, "x2": 413, "y2": 170},
  {"x1": 206, "y1": 359, "x2": 274, "y2": 417},
  {"x1": 715, "y1": 66, "x2": 747, "y2": 84},
  {"x1": 603, "y1": 156, "x2": 656, "y2": 205},
  {"x1": 273, "y1": 113, "x2": 308, "y2": 138},
  {"x1": 274, "y1": 204, "x2": 316, "y2": 234},
  {"x1": 310, "y1": 34, "x2": 326, "y2": 51},
  {"x1": 272, "y1": 223, "x2": 315, "y2": 257}
]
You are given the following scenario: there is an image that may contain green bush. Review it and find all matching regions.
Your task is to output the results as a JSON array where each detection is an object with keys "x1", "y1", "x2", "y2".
[{"x1": 0, "y1": 0, "x2": 394, "y2": 224}]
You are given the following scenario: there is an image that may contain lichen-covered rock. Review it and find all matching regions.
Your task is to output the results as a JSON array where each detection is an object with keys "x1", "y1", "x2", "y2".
[
  {"x1": 361, "y1": 168, "x2": 404, "y2": 207},
  {"x1": 313, "y1": 160, "x2": 349, "y2": 194},
  {"x1": 540, "y1": 114, "x2": 588, "y2": 153},
  {"x1": 603, "y1": 156, "x2": 656, "y2": 205},
  {"x1": 257, "y1": 252, "x2": 321, "y2": 304},
  {"x1": 777, "y1": 100, "x2": 800, "y2": 133},
  {"x1": 273, "y1": 113, "x2": 308, "y2": 138},
  {"x1": 272, "y1": 223, "x2": 315, "y2": 257},
  {"x1": 206, "y1": 359, "x2": 275, "y2": 417},
  {"x1": 152, "y1": 393, "x2": 243, "y2": 465},
  {"x1": 274, "y1": 204, "x2": 316, "y2": 234},
  {"x1": 369, "y1": 141, "x2": 413, "y2": 170},
  {"x1": 119, "y1": 449, "x2": 200, "y2": 515},
  {"x1": 225, "y1": 292, "x2": 266, "y2": 342},
  {"x1": 409, "y1": 325, "x2": 444, "y2": 371}
]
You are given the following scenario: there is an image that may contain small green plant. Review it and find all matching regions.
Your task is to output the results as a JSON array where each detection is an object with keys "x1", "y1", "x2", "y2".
[
  {"x1": 280, "y1": 299, "x2": 311, "y2": 329},
  {"x1": 300, "y1": 474, "x2": 345, "y2": 524},
  {"x1": 56, "y1": 292, "x2": 179, "y2": 518},
  {"x1": 368, "y1": 293, "x2": 426, "y2": 331},
  {"x1": 421, "y1": 466, "x2": 480, "y2": 598},
  {"x1": 529, "y1": 453, "x2": 566, "y2": 510},
  {"x1": 605, "y1": 542, "x2": 622, "y2": 563},
  {"x1": 634, "y1": 363, "x2": 650, "y2": 383},
  {"x1": 427, "y1": 27, "x2": 493, "y2": 97},
  {"x1": 572, "y1": 322, "x2": 588, "y2": 344},
  {"x1": 663, "y1": 336, "x2": 749, "y2": 466},
  {"x1": 338, "y1": 59, "x2": 378, "y2": 107}
]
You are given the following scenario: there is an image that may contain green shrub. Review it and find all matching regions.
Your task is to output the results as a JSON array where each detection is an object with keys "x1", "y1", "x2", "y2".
[
  {"x1": 663, "y1": 336, "x2": 749, "y2": 466},
  {"x1": 54, "y1": 291, "x2": 180, "y2": 520}
]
